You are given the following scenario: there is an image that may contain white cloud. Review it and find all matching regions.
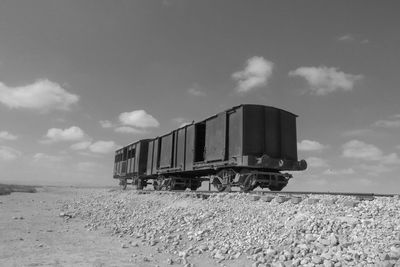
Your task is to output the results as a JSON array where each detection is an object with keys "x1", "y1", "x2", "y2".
[
  {"x1": 338, "y1": 34, "x2": 355, "y2": 42},
  {"x1": 373, "y1": 119, "x2": 400, "y2": 128},
  {"x1": 0, "y1": 79, "x2": 79, "y2": 112},
  {"x1": 337, "y1": 34, "x2": 369, "y2": 44},
  {"x1": 289, "y1": 66, "x2": 363, "y2": 95},
  {"x1": 33, "y1": 153, "x2": 64, "y2": 162},
  {"x1": 114, "y1": 126, "x2": 145, "y2": 134},
  {"x1": 380, "y1": 153, "x2": 400, "y2": 165},
  {"x1": 42, "y1": 126, "x2": 85, "y2": 143},
  {"x1": 89, "y1": 141, "x2": 118, "y2": 154},
  {"x1": 0, "y1": 146, "x2": 20, "y2": 161},
  {"x1": 342, "y1": 140, "x2": 382, "y2": 161},
  {"x1": 187, "y1": 84, "x2": 206, "y2": 96},
  {"x1": 99, "y1": 120, "x2": 113, "y2": 128},
  {"x1": 298, "y1": 140, "x2": 327, "y2": 152},
  {"x1": 232, "y1": 56, "x2": 274, "y2": 93},
  {"x1": 306, "y1": 157, "x2": 329, "y2": 168},
  {"x1": 118, "y1": 110, "x2": 159, "y2": 128},
  {"x1": 0, "y1": 131, "x2": 18, "y2": 141},
  {"x1": 70, "y1": 141, "x2": 92, "y2": 150},
  {"x1": 323, "y1": 168, "x2": 355, "y2": 175},
  {"x1": 342, "y1": 140, "x2": 400, "y2": 165}
]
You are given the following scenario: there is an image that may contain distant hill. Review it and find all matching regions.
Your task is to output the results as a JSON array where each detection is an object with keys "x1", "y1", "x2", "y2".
[{"x1": 0, "y1": 184, "x2": 37, "y2": 195}]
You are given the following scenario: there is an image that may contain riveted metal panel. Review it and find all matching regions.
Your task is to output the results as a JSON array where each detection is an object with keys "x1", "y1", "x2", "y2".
[
  {"x1": 134, "y1": 142, "x2": 141, "y2": 174},
  {"x1": 264, "y1": 106, "x2": 281, "y2": 158},
  {"x1": 280, "y1": 110, "x2": 298, "y2": 161},
  {"x1": 138, "y1": 140, "x2": 149, "y2": 175},
  {"x1": 185, "y1": 125, "x2": 195, "y2": 170},
  {"x1": 205, "y1": 112, "x2": 226, "y2": 162},
  {"x1": 159, "y1": 133, "x2": 174, "y2": 168},
  {"x1": 175, "y1": 128, "x2": 186, "y2": 169},
  {"x1": 152, "y1": 138, "x2": 160, "y2": 174},
  {"x1": 242, "y1": 105, "x2": 265, "y2": 157},
  {"x1": 146, "y1": 140, "x2": 154, "y2": 175},
  {"x1": 228, "y1": 107, "x2": 243, "y2": 159}
]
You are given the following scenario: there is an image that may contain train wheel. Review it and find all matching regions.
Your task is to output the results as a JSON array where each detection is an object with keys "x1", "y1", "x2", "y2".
[
  {"x1": 119, "y1": 179, "x2": 127, "y2": 190},
  {"x1": 166, "y1": 178, "x2": 175, "y2": 191},
  {"x1": 212, "y1": 179, "x2": 227, "y2": 192},
  {"x1": 239, "y1": 173, "x2": 255, "y2": 192},
  {"x1": 216, "y1": 184, "x2": 227, "y2": 192},
  {"x1": 153, "y1": 181, "x2": 160, "y2": 191},
  {"x1": 136, "y1": 179, "x2": 144, "y2": 190}
]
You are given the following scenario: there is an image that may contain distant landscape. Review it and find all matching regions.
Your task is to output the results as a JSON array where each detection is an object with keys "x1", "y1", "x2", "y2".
[{"x1": 0, "y1": 184, "x2": 37, "y2": 195}]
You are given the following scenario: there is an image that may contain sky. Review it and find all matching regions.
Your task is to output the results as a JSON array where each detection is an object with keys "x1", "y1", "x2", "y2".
[{"x1": 0, "y1": 0, "x2": 399, "y2": 193}]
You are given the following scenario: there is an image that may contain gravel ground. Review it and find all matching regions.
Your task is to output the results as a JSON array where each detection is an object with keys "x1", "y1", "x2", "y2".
[{"x1": 62, "y1": 190, "x2": 400, "y2": 267}]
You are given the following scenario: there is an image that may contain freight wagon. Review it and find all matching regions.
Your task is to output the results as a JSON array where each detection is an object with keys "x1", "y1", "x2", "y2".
[{"x1": 113, "y1": 104, "x2": 307, "y2": 192}]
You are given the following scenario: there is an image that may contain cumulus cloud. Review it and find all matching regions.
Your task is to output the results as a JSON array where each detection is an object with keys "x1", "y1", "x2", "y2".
[
  {"x1": 373, "y1": 118, "x2": 400, "y2": 128},
  {"x1": 0, "y1": 146, "x2": 21, "y2": 161},
  {"x1": 0, "y1": 131, "x2": 17, "y2": 141},
  {"x1": 306, "y1": 157, "x2": 329, "y2": 168},
  {"x1": 99, "y1": 120, "x2": 113, "y2": 128},
  {"x1": 342, "y1": 140, "x2": 383, "y2": 161},
  {"x1": 342, "y1": 140, "x2": 400, "y2": 165},
  {"x1": 89, "y1": 141, "x2": 118, "y2": 154},
  {"x1": 338, "y1": 34, "x2": 356, "y2": 42},
  {"x1": 289, "y1": 66, "x2": 363, "y2": 95},
  {"x1": 337, "y1": 34, "x2": 369, "y2": 44},
  {"x1": 187, "y1": 83, "x2": 206, "y2": 96},
  {"x1": 380, "y1": 153, "x2": 400, "y2": 165},
  {"x1": 70, "y1": 141, "x2": 92, "y2": 151},
  {"x1": 298, "y1": 140, "x2": 327, "y2": 152},
  {"x1": 0, "y1": 79, "x2": 79, "y2": 112},
  {"x1": 41, "y1": 126, "x2": 85, "y2": 143},
  {"x1": 323, "y1": 168, "x2": 355, "y2": 175},
  {"x1": 118, "y1": 110, "x2": 159, "y2": 128},
  {"x1": 232, "y1": 56, "x2": 274, "y2": 93},
  {"x1": 114, "y1": 126, "x2": 146, "y2": 134}
]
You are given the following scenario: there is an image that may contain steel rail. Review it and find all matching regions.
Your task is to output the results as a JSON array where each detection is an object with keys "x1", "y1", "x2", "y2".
[{"x1": 136, "y1": 189, "x2": 398, "y2": 198}]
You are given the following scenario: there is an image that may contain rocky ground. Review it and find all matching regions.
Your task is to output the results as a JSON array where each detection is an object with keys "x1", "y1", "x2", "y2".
[
  {"x1": 60, "y1": 189, "x2": 400, "y2": 267},
  {"x1": 1, "y1": 186, "x2": 399, "y2": 267}
]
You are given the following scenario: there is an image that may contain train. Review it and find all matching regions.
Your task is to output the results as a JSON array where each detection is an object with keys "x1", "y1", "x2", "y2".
[{"x1": 113, "y1": 104, "x2": 307, "y2": 192}]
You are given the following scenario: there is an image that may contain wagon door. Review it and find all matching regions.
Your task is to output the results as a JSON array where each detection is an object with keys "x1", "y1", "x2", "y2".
[{"x1": 205, "y1": 112, "x2": 227, "y2": 162}]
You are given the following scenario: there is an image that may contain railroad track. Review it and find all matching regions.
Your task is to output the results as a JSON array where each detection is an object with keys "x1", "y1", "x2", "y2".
[{"x1": 133, "y1": 188, "x2": 398, "y2": 199}]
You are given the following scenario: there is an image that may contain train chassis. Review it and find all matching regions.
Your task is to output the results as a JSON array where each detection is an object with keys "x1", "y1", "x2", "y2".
[{"x1": 119, "y1": 168, "x2": 291, "y2": 192}]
